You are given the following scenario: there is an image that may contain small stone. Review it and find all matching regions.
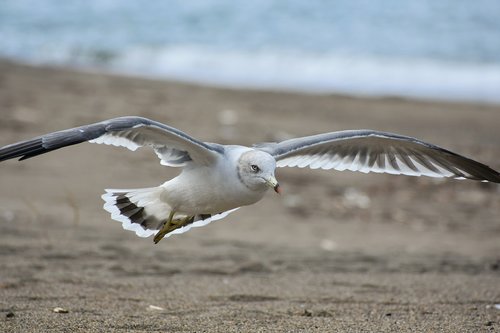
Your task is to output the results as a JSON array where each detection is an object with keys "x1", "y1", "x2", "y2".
[
  {"x1": 320, "y1": 239, "x2": 337, "y2": 252},
  {"x1": 148, "y1": 305, "x2": 164, "y2": 311},
  {"x1": 1, "y1": 210, "x2": 15, "y2": 223},
  {"x1": 283, "y1": 194, "x2": 301, "y2": 208},
  {"x1": 490, "y1": 261, "x2": 499, "y2": 271},
  {"x1": 53, "y1": 307, "x2": 69, "y2": 313},
  {"x1": 217, "y1": 110, "x2": 238, "y2": 126},
  {"x1": 342, "y1": 188, "x2": 371, "y2": 209}
]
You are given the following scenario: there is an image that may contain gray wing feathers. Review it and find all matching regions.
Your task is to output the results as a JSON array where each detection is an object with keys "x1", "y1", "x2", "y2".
[
  {"x1": 256, "y1": 130, "x2": 500, "y2": 183},
  {"x1": 154, "y1": 147, "x2": 193, "y2": 167},
  {"x1": 0, "y1": 116, "x2": 222, "y2": 166}
]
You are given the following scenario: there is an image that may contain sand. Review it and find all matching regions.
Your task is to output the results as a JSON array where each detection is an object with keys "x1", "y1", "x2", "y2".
[{"x1": 0, "y1": 60, "x2": 499, "y2": 332}]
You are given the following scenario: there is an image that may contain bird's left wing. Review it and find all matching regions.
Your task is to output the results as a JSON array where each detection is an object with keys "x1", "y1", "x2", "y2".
[
  {"x1": 0, "y1": 116, "x2": 223, "y2": 166},
  {"x1": 255, "y1": 130, "x2": 500, "y2": 183}
]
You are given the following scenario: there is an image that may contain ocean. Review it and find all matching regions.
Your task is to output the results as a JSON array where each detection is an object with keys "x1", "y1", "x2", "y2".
[{"x1": 1, "y1": 0, "x2": 499, "y2": 103}]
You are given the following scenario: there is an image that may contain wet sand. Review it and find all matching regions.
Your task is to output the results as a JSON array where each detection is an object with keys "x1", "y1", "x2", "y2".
[{"x1": 0, "y1": 60, "x2": 499, "y2": 332}]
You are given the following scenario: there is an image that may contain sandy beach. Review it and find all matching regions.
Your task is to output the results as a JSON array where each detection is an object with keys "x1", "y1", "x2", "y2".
[{"x1": 0, "y1": 60, "x2": 499, "y2": 332}]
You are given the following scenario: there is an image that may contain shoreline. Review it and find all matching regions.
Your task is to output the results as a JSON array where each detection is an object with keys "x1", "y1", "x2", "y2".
[{"x1": 3, "y1": 57, "x2": 500, "y2": 108}]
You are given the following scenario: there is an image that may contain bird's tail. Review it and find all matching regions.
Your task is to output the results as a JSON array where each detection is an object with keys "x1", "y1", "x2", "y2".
[
  {"x1": 102, "y1": 187, "x2": 171, "y2": 238},
  {"x1": 101, "y1": 187, "x2": 240, "y2": 240}
]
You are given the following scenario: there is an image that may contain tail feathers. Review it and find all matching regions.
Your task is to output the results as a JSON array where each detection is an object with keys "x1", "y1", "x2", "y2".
[
  {"x1": 102, "y1": 188, "x2": 240, "y2": 240},
  {"x1": 102, "y1": 187, "x2": 169, "y2": 238}
]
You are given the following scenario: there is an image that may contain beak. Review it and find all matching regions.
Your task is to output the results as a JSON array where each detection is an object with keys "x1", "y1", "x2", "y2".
[{"x1": 266, "y1": 176, "x2": 282, "y2": 194}]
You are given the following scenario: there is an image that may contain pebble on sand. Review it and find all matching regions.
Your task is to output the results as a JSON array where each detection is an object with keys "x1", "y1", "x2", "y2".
[
  {"x1": 53, "y1": 307, "x2": 69, "y2": 314},
  {"x1": 148, "y1": 305, "x2": 165, "y2": 311}
]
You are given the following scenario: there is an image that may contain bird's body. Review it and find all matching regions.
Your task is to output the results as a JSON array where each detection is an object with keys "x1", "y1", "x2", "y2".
[
  {"x1": 161, "y1": 146, "x2": 270, "y2": 214},
  {"x1": 1, "y1": 116, "x2": 499, "y2": 243}
]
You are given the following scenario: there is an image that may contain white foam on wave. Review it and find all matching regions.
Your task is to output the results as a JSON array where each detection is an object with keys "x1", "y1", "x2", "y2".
[
  {"x1": 110, "y1": 46, "x2": 500, "y2": 104},
  {"x1": 9, "y1": 45, "x2": 500, "y2": 104}
]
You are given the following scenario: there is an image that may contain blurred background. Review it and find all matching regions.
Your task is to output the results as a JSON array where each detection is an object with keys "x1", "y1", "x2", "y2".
[
  {"x1": 1, "y1": 1, "x2": 500, "y2": 332},
  {"x1": 1, "y1": 0, "x2": 500, "y2": 103}
]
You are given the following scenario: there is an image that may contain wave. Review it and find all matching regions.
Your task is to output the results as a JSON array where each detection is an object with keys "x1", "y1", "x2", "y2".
[{"x1": 11, "y1": 46, "x2": 500, "y2": 104}]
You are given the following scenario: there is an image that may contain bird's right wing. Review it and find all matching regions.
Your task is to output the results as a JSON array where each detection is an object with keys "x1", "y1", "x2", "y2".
[
  {"x1": 255, "y1": 130, "x2": 500, "y2": 183},
  {"x1": 0, "y1": 116, "x2": 223, "y2": 166}
]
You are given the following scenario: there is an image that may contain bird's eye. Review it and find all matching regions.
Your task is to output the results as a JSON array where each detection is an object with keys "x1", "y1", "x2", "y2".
[{"x1": 250, "y1": 164, "x2": 260, "y2": 172}]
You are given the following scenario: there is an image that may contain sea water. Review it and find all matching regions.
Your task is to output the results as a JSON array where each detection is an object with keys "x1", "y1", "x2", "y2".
[{"x1": 1, "y1": 0, "x2": 499, "y2": 103}]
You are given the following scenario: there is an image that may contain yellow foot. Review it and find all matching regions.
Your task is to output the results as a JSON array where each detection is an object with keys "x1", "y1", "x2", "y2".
[
  {"x1": 154, "y1": 213, "x2": 194, "y2": 244},
  {"x1": 154, "y1": 211, "x2": 175, "y2": 244}
]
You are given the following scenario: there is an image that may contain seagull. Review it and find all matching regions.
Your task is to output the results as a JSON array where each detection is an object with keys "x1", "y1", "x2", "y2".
[{"x1": 1, "y1": 116, "x2": 499, "y2": 243}]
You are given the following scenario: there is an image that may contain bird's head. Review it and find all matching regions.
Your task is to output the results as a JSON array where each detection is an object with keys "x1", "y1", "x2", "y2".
[{"x1": 237, "y1": 150, "x2": 281, "y2": 194}]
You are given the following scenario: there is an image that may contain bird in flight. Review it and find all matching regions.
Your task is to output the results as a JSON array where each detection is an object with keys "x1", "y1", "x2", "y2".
[{"x1": 1, "y1": 117, "x2": 498, "y2": 243}]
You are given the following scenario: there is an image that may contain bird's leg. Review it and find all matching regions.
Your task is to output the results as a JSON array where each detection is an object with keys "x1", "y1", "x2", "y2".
[
  {"x1": 153, "y1": 210, "x2": 176, "y2": 244},
  {"x1": 154, "y1": 213, "x2": 195, "y2": 244}
]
